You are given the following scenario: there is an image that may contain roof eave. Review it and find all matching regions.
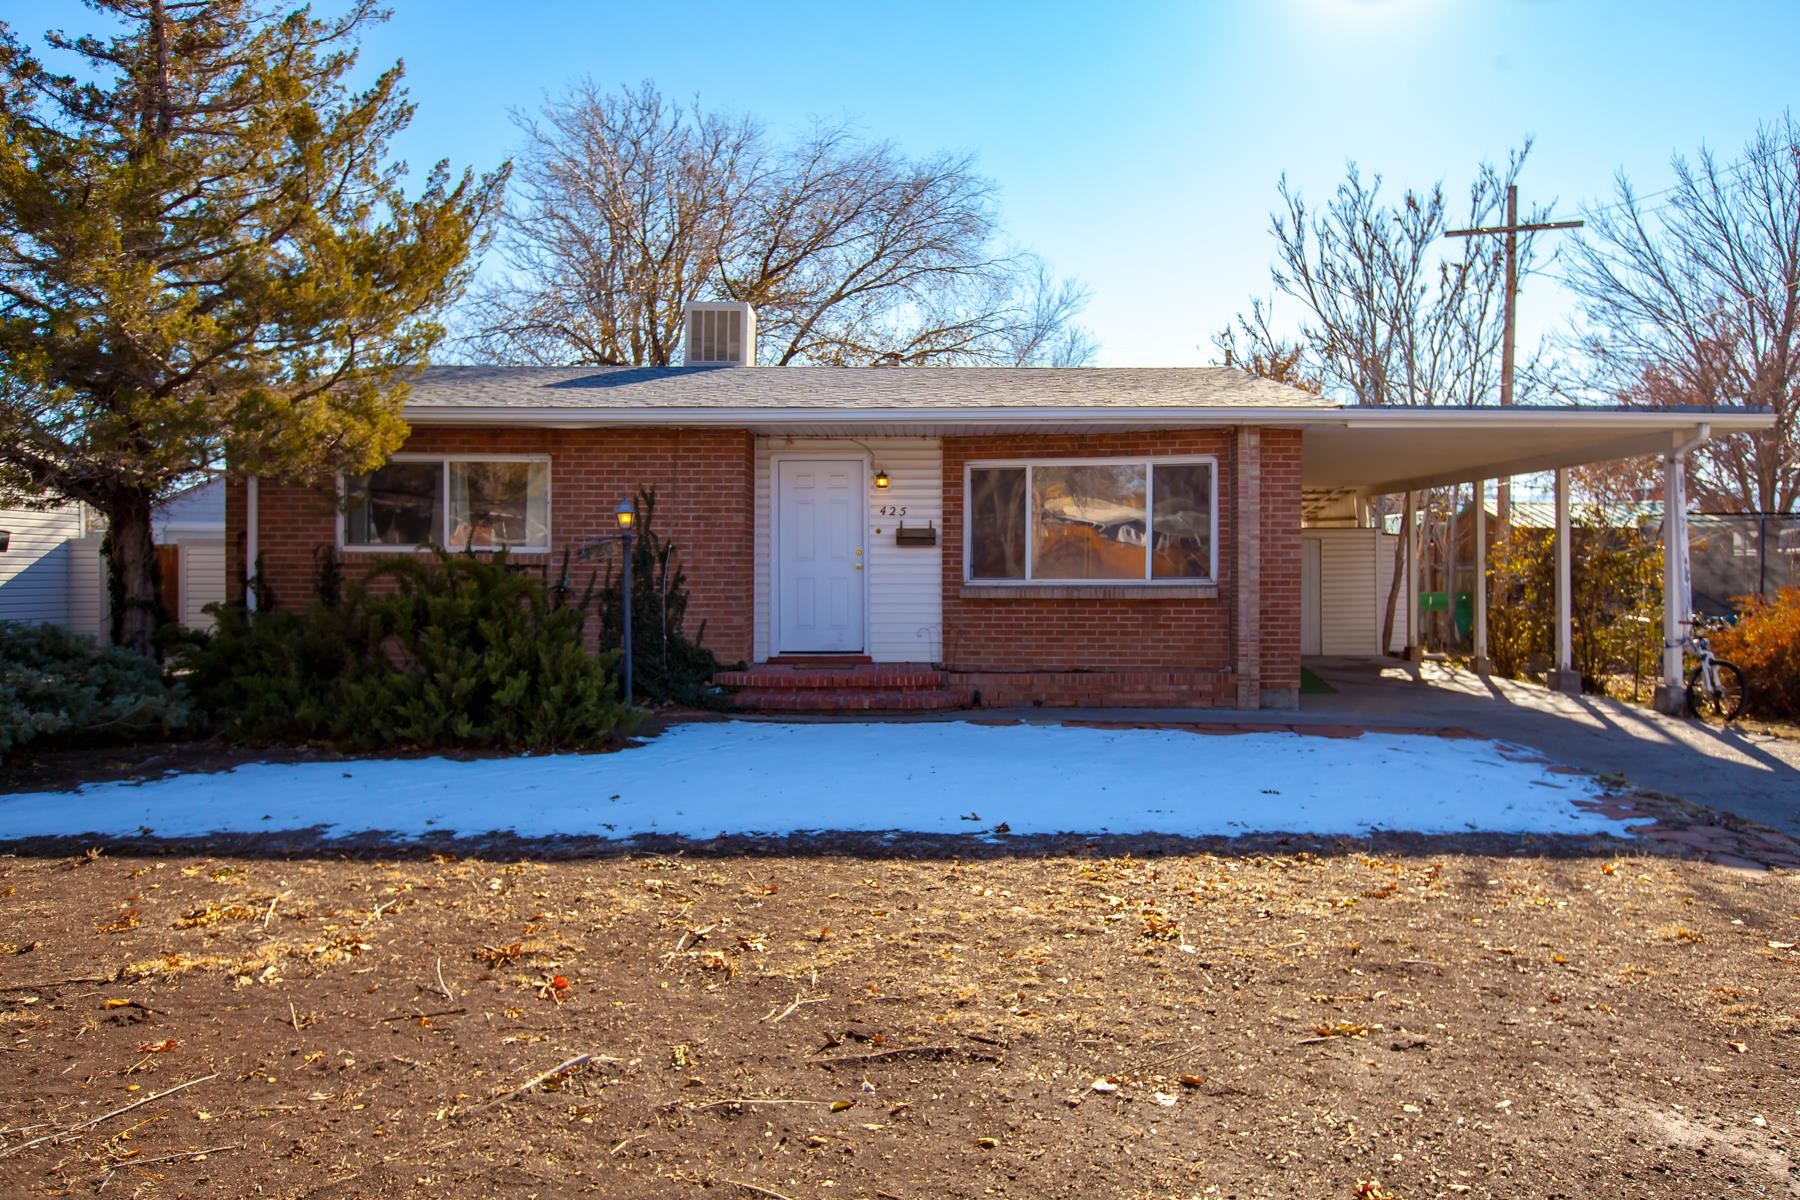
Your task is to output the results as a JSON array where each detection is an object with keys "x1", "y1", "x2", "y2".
[{"x1": 401, "y1": 404, "x2": 1776, "y2": 432}]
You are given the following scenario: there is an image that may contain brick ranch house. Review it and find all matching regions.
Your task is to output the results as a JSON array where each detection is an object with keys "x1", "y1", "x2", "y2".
[{"x1": 227, "y1": 303, "x2": 1772, "y2": 714}]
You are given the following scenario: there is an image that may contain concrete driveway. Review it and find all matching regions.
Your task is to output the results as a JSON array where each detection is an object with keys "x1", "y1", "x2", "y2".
[{"x1": 1298, "y1": 657, "x2": 1800, "y2": 837}]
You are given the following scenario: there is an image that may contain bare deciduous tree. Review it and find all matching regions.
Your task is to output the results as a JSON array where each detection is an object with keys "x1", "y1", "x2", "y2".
[
  {"x1": 1218, "y1": 148, "x2": 1543, "y2": 651},
  {"x1": 461, "y1": 81, "x2": 1093, "y2": 367},
  {"x1": 1212, "y1": 304, "x2": 1321, "y2": 393},
  {"x1": 1564, "y1": 115, "x2": 1800, "y2": 513}
]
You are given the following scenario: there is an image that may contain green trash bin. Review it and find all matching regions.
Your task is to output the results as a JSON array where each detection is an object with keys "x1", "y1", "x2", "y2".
[{"x1": 1419, "y1": 591, "x2": 1475, "y2": 643}]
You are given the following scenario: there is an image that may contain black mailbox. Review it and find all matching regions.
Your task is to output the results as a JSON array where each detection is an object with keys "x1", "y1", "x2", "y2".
[{"x1": 895, "y1": 521, "x2": 937, "y2": 547}]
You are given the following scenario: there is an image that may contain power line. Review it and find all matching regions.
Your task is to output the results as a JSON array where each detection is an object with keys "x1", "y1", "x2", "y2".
[
  {"x1": 1578, "y1": 137, "x2": 1799, "y2": 224},
  {"x1": 1441, "y1": 186, "x2": 1585, "y2": 523}
]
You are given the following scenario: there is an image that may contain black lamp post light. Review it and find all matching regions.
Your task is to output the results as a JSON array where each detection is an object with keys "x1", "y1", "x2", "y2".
[
  {"x1": 576, "y1": 496, "x2": 637, "y2": 707},
  {"x1": 615, "y1": 497, "x2": 634, "y2": 707}
]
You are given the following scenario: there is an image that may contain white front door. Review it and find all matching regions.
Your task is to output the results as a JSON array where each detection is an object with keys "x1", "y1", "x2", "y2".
[
  {"x1": 1300, "y1": 536, "x2": 1323, "y2": 656},
  {"x1": 776, "y1": 459, "x2": 865, "y2": 653}
]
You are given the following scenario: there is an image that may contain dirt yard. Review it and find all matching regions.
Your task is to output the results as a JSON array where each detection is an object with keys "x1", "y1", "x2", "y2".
[{"x1": 0, "y1": 838, "x2": 1795, "y2": 1198}]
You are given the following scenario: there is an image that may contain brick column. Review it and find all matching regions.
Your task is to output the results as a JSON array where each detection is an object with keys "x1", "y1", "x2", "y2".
[
  {"x1": 1233, "y1": 427, "x2": 1262, "y2": 709},
  {"x1": 1257, "y1": 429, "x2": 1302, "y2": 709}
]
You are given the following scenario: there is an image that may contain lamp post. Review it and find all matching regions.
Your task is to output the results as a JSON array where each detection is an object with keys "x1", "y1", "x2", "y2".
[
  {"x1": 615, "y1": 498, "x2": 635, "y2": 706},
  {"x1": 575, "y1": 498, "x2": 638, "y2": 707}
]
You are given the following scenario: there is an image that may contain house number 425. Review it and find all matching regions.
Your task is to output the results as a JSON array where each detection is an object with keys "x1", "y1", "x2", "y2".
[{"x1": 878, "y1": 504, "x2": 907, "y2": 517}]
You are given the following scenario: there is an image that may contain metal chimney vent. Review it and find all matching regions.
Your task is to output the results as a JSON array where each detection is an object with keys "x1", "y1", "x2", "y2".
[{"x1": 682, "y1": 301, "x2": 756, "y2": 366}]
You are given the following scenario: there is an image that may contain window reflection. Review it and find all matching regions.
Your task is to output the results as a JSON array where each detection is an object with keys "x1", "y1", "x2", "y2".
[
  {"x1": 1032, "y1": 464, "x2": 1148, "y2": 580},
  {"x1": 965, "y1": 458, "x2": 1217, "y2": 583},
  {"x1": 1151, "y1": 463, "x2": 1212, "y2": 579},
  {"x1": 969, "y1": 467, "x2": 1027, "y2": 579},
  {"x1": 344, "y1": 462, "x2": 442, "y2": 547},
  {"x1": 449, "y1": 461, "x2": 549, "y2": 549}
]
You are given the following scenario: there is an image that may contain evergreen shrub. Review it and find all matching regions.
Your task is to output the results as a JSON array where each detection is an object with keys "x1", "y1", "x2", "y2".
[
  {"x1": 594, "y1": 488, "x2": 733, "y2": 707},
  {"x1": 178, "y1": 550, "x2": 633, "y2": 751},
  {"x1": 0, "y1": 622, "x2": 194, "y2": 760}
]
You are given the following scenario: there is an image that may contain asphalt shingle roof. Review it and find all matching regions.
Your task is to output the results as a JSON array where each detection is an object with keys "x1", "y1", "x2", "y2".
[{"x1": 406, "y1": 365, "x2": 1336, "y2": 411}]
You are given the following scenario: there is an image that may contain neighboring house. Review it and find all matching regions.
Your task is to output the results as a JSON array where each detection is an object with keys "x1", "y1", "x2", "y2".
[
  {"x1": 0, "y1": 501, "x2": 106, "y2": 633},
  {"x1": 151, "y1": 478, "x2": 228, "y2": 631},
  {"x1": 0, "y1": 478, "x2": 226, "y2": 636},
  {"x1": 226, "y1": 302, "x2": 1773, "y2": 711}
]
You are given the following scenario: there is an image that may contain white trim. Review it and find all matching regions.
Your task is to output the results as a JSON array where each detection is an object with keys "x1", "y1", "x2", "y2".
[
  {"x1": 770, "y1": 452, "x2": 870, "y2": 655},
  {"x1": 1554, "y1": 467, "x2": 1573, "y2": 673},
  {"x1": 335, "y1": 454, "x2": 553, "y2": 554},
  {"x1": 962, "y1": 454, "x2": 1220, "y2": 588},
  {"x1": 1472, "y1": 476, "x2": 1488, "y2": 663},
  {"x1": 402, "y1": 404, "x2": 1776, "y2": 433}
]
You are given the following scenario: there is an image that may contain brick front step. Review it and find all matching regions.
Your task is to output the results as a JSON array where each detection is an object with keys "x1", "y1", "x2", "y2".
[
  {"x1": 713, "y1": 664, "x2": 946, "y2": 691},
  {"x1": 729, "y1": 686, "x2": 975, "y2": 713},
  {"x1": 949, "y1": 669, "x2": 1232, "y2": 709}
]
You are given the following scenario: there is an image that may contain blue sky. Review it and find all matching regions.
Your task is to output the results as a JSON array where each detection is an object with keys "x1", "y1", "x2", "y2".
[{"x1": 10, "y1": 0, "x2": 1799, "y2": 367}]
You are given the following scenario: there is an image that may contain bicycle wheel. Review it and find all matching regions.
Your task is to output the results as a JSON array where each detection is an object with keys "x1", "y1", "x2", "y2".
[
  {"x1": 1686, "y1": 661, "x2": 1749, "y2": 721},
  {"x1": 1711, "y1": 660, "x2": 1748, "y2": 721}
]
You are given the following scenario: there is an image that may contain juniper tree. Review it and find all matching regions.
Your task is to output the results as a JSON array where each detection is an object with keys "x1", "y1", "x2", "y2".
[{"x1": 0, "y1": 1, "x2": 506, "y2": 652}]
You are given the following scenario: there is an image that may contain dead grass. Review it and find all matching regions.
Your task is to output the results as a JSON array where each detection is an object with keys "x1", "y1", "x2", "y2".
[{"x1": 0, "y1": 844, "x2": 1794, "y2": 1197}]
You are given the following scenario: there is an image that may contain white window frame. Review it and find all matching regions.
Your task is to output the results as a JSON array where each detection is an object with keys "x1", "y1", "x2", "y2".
[
  {"x1": 963, "y1": 454, "x2": 1219, "y2": 586},
  {"x1": 337, "y1": 453, "x2": 553, "y2": 554}
]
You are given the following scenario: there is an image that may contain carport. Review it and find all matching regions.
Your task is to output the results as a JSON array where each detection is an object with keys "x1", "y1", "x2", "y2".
[{"x1": 1297, "y1": 406, "x2": 1776, "y2": 713}]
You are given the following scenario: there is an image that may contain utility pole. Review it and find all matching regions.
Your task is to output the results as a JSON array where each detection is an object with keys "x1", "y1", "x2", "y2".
[{"x1": 1445, "y1": 186, "x2": 1583, "y2": 523}]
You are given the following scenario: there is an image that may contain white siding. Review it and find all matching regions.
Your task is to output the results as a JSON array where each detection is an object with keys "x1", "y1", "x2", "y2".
[
  {"x1": 66, "y1": 531, "x2": 109, "y2": 639},
  {"x1": 0, "y1": 504, "x2": 85, "y2": 626},
  {"x1": 1302, "y1": 527, "x2": 1405, "y2": 656},
  {"x1": 754, "y1": 437, "x2": 942, "y2": 663},
  {"x1": 178, "y1": 537, "x2": 225, "y2": 630}
]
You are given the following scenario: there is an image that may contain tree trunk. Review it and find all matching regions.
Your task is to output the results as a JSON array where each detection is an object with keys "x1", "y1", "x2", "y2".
[
  {"x1": 105, "y1": 490, "x2": 162, "y2": 656},
  {"x1": 1380, "y1": 522, "x2": 1407, "y2": 656}
]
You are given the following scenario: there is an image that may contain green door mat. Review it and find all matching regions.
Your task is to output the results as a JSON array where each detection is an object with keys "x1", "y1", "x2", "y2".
[{"x1": 1300, "y1": 666, "x2": 1336, "y2": 694}]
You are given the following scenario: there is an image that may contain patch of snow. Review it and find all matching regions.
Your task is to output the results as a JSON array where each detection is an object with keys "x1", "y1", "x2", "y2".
[{"x1": 0, "y1": 722, "x2": 1637, "y2": 842}]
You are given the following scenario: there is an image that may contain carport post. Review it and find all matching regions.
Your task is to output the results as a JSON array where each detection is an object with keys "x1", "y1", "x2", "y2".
[
  {"x1": 1655, "y1": 455, "x2": 1689, "y2": 714},
  {"x1": 1653, "y1": 427, "x2": 1708, "y2": 713},
  {"x1": 1472, "y1": 477, "x2": 1490, "y2": 674},
  {"x1": 1546, "y1": 467, "x2": 1580, "y2": 694}
]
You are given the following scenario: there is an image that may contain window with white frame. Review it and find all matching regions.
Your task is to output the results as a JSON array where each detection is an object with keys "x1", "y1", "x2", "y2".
[
  {"x1": 965, "y1": 457, "x2": 1216, "y2": 584},
  {"x1": 342, "y1": 457, "x2": 550, "y2": 551}
]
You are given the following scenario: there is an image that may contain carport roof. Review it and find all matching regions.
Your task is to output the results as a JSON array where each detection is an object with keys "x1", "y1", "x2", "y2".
[{"x1": 1294, "y1": 406, "x2": 1772, "y2": 495}]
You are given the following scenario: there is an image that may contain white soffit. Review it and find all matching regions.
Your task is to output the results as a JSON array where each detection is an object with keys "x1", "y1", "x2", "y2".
[{"x1": 1300, "y1": 411, "x2": 1770, "y2": 495}]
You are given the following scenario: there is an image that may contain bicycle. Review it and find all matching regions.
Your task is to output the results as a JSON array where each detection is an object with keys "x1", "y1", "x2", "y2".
[{"x1": 1678, "y1": 614, "x2": 1749, "y2": 722}]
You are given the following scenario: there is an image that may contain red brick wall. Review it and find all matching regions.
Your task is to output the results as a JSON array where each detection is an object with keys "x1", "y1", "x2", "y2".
[
  {"x1": 224, "y1": 422, "x2": 1304, "y2": 705},
  {"x1": 940, "y1": 430, "x2": 1231, "y2": 673},
  {"x1": 1259, "y1": 429, "x2": 1303, "y2": 695},
  {"x1": 225, "y1": 427, "x2": 755, "y2": 664},
  {"x1": 939, "y1": 428, "x2": 1302, "y2": 702}
]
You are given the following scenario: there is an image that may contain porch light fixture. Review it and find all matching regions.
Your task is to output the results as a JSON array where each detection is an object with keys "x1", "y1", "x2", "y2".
[
  {"x1": 0, "y1": 529, "x2": 10, "y2": 553},
  {"x1": 615, "y1": 498, "x2": 635, "y2": 529},
  {"x1": 844, "y1": 438, "x2": 890, "y2": 491}
]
